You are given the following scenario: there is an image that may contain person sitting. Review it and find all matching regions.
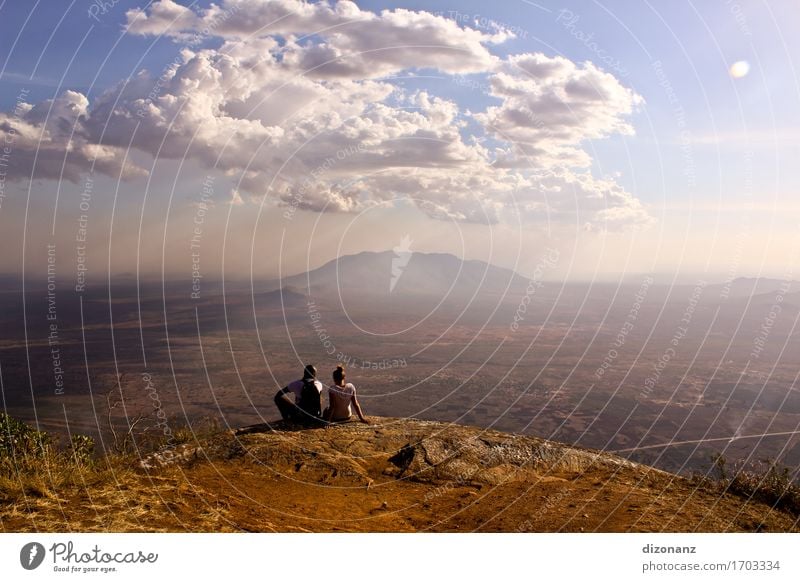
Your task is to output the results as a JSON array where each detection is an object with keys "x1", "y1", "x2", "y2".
[
  {"x1": 323, "y1": 365, "x2": 369, "y2": 424},
  {"x1": 274, "y1": 364, "x2": 324, "y2": 425}
]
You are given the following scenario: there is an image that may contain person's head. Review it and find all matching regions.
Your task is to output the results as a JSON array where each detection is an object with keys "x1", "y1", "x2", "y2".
[
  {"x1": 303, "y1": 364, "x2": 317, "y2": 380},
  {"x1": 333, "y1": 365, "x2": 345, "y2": 385}
]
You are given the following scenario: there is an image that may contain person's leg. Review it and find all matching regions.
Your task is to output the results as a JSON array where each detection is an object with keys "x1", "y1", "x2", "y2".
[{"x1": 274, "y1": 391, "x2": 296, "y2": 421}]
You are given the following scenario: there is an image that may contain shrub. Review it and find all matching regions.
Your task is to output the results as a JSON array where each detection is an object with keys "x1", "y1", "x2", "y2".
[
  {"x1": 699, "y1": 453, "x2": 800, "y2": 516},
  {"x1": 0, "y1": 414, "x2": 105, "y2": 502},
  {"x1": 0, "y1": 413, "x2": 51, "y2": 463},
  {"x1": 727, "y1": 459, "x2": 800, "y2": 515}
]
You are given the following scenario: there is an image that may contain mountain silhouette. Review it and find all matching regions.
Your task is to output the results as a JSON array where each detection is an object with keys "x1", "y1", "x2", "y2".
[{"x1": 268, "y1": 251, "x2": 530, "y2": 305}]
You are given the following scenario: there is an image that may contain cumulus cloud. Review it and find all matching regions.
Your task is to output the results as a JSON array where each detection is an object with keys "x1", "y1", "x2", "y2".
[
  {"x1": 511, "y1": 169, "x2": 652, "y2": 228},
  {"x1": 2, "y1": 0, "x2": 651, "y2": 230},
  {"x1": 125, "y1": 0, "x2": 504, "y2": 77},
  {"x1": 477, "y1": 53, "x2": 644, "y2": 168},
  {"x1": 0, "y1": 90, "x2": 146, "y2": 182}
]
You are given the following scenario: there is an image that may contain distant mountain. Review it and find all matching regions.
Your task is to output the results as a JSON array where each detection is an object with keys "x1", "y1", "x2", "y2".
[
  {"x1": 708, "y1": 277, "x2": 797, "y2": 300},
  {"x1": 267, "y1": 251, "x2": 529, "y2": 304},
  {"x1": 254, "y1": 286, "x2": 308, "y2": 309}
]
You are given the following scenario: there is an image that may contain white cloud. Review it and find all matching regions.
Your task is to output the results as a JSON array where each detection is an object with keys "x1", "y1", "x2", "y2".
[
  {"x1": 477, "y1": 53, "x2": 644, "y2": 168},
  {"x1": 0, "y1": 90, "x2": 146, "y2": 182},
  {"x1": 125, "y1": 0, "x2": 504, "y2": 77},
  {"x1": 1, "y1": 1, "x2": 650, "y2": 230}
]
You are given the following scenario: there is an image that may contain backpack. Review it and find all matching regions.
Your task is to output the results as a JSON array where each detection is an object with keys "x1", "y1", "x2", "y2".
[{"x1": 297, "y1": 379, "x2": 321, "y2": 419}]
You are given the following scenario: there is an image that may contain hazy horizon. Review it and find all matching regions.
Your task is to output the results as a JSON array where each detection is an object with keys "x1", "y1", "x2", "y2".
[
  {"x1": 1, "y1": 246, "x2": 796, "y2": 286},
  {"x1": 1, "y1": 1, "x2": 799, "y2": 284}
]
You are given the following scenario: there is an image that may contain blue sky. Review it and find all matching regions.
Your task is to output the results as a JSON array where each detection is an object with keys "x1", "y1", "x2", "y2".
[{"x1": 1, "y1": 1, "x2": 798, "y2": 280}]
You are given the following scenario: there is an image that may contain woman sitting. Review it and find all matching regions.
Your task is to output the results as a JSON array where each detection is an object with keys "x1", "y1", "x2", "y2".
[{"x1": 323, "y1": 365, "x2": 369, "y2": 424}]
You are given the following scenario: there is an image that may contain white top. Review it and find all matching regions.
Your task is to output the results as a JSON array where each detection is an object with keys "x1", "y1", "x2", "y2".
[
  {"x1": 286, "y1": 379, "x2": 324, "y2": 403},
  {"x1": 327, "y1": 382, "x2": 356, "y2": 420}
]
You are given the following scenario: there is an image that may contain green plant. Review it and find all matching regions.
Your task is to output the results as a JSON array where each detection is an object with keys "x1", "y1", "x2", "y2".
[
  {"x1": 70, "y1": 434, "x2": 95, "y2": 465},
  {"x1": 0, "y1": 413, "x2": 51, "y2": 463}
]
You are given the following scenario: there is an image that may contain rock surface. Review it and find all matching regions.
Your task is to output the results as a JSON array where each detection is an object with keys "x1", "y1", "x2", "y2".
[{"x1": 5, "y1": 417, "x2": 798, "y2": 532}]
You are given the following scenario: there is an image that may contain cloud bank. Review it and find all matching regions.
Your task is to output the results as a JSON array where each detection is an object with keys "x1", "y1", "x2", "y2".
[{"x1": 0, "y1": 0, "x2": 650, "y2": 229}]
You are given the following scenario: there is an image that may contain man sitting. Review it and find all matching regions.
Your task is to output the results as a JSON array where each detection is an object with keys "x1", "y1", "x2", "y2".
[{"x1": 274, "y1": 364, "x2": 324, "y2": 425}]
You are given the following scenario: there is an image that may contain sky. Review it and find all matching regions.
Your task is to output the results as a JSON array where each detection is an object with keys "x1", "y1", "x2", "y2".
[{"x1": 0, "y1": 0, "x2": 799, "y2": 283}]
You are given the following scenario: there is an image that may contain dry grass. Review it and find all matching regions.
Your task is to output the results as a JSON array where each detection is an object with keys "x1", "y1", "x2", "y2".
[
  {"x1": 0, "y1": 412, "x2": 235, "y2": 532},
  {"x1": 1, "y1": 458, "x2": 235, "y2": 532},
  {"x1": 4, "y1": 414, "x2": 799, "y2": 533},
  {"x1": 692, "y1": 454, "x2": 800, "y2": 517}
]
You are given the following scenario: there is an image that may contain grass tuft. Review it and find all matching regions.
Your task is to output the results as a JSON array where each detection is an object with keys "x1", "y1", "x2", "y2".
[{"x1": 693, "y1": 453, "x2": 800, "y2": 516}]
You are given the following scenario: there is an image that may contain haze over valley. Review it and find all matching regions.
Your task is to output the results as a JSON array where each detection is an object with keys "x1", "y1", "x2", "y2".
[{"x1": 3, "y1": 251, "x2": 798, "y2": 479}]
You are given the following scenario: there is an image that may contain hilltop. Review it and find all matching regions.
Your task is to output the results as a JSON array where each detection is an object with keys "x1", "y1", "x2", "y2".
[
  {"x1": 1, "y1": 417, "x2": 797, "y2": 532},
  {"x1": 266, "y1": 250, "x2": 528, "y2": 300}
]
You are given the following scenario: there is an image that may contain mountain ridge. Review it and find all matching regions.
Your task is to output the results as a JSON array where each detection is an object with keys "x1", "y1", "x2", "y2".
[{"x1": 266, "y1": 251, "x2": 530, "y2": 305}]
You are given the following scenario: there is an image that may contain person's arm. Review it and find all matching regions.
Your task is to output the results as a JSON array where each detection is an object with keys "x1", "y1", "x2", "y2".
[
  {"x1": 322, "y1": 388, "x2": 332, "y2": 423},
  {"x1": 351, "y1": 392, "x2": 368, "y2": 424},
  {"x1": 276, "y1": 385, "x2": 294, "y2": 403}
]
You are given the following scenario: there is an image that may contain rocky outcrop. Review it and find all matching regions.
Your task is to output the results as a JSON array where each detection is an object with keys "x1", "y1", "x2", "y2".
[
  {"x1": 9, "y1": 417, "x2": 797, "y2": 533},
  {"x1": 386, "y1": 431, "x2": 644, "y2": 485},
  {"x1": 139, "y1": 417, "x2": 654, "y2": 487},
  {"x1": 138, "y1": 432, "x2": 245, "y2": 470}
]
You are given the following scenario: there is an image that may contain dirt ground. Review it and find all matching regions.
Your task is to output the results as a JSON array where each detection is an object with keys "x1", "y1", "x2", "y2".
[{"x1": 2, "y1": 418, "x2": 797, "y2": 533}]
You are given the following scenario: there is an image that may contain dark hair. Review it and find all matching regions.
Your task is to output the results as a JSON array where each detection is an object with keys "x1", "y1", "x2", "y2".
[
  {"x1": 303, "y1": 364, "x2": 317, "y2": 379},
  {"x1": 332, "y1": 365, "x2": 345, "y2": 384}
]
